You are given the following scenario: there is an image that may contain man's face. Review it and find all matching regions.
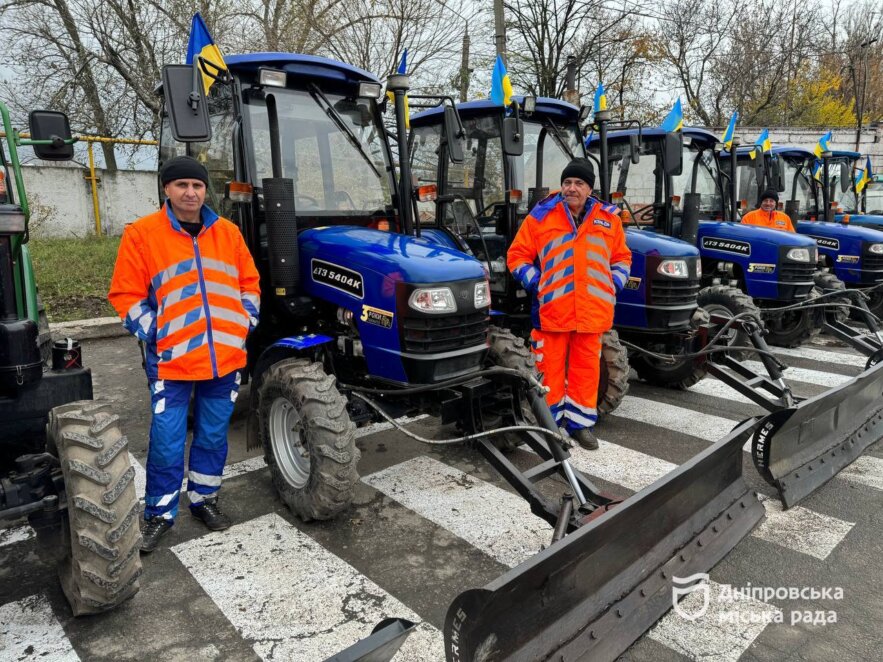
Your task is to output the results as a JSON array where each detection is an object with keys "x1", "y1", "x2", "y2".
[
  {"x1": 562, "y1": 177, "x2": 591, "y2": 212},
  {"x1": 760, "y1": 197, "x2": 776, "y2": 212},
  {"x1": 164, "y1": 178, "x2": 206, "y2": 218}
]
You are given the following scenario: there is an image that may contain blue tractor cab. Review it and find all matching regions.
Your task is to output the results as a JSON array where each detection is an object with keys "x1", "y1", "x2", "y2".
[
  {"x1": 589, "y1": 127, "x2": 829, "y2": 348},
  {"x1": 727, "y1": 145, "x2": 883, "y2": 317}
]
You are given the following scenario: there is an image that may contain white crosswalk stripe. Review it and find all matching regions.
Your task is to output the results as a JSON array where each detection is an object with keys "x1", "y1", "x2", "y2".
[
  {"x1": 0, "y1": 594, "x2": 80, "y2": 661},
  {"x1": 0, "y1": 524, "x2": 34, "y2": 548},
  {"x1": 745, "y1": 361, "x2": 852, "y2": 388},
  {"x1": 172, "y1": 512, "x2": 443, "y2": 661},
  {"x1": 774, "y1": 344, "x2": 868, "y2": 368}
]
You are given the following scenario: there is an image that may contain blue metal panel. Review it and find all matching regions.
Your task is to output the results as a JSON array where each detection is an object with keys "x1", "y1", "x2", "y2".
[
  {"x1": 839, "y1": 213, "x2": 883, "y2": 230},
  {"x1": 797, "y1": 220, "x2": 883, "y2": 284},
  {"x1": 271, "y1": 334, "x2": 334, "y2": 351},
  {"x1": 411, "y1": 97, "x2": 579, "y2": 125}
]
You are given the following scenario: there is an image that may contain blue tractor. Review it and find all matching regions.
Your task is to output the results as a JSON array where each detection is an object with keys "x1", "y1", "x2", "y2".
[
  {"x1": 156, "y1": 54, "x2": 776, "y2": 661},
  {"x1": 407, "y1": 97, "x2": 770, "y2": 394},
  {"x1": 728, "y1": 145, "x2": 883, "y2": 321},
  {"x1": 588, "y1": 127, "x2": 838, "y2": 348}
]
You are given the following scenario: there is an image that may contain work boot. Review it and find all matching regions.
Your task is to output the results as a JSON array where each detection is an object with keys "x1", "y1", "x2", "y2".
[
  {"x1": 573, "y1": 427, "x2": 600, "y2": 451},
  {"x1": 190, "y1": 498, "x2": 232, "y2": 531},
  {"x1": 140, "y1": 516, "x2": 173, "y2": 554}
]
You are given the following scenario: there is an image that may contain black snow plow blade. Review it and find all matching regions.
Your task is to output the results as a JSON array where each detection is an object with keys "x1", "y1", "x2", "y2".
[
  {"x1": 325, "y1": 618, "x2": 417, "y2": 662},
  {"x1": 752, "y1": 361, "x2": 883, "y2": 508},
  {"x1": 443, "y1": 419, "x2": 765, "y2": 662}
]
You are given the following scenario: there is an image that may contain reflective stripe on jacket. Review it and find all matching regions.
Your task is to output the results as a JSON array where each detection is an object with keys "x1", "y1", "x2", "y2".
[
  {"x1": 741, "y1": 208, "x2": 795, "y2": 232},
  {"x1": 507, "y1": 192, "x2": 631, "y2": 333},
  {"x1": 109, "y1": 203, "x2": 261, "y2": 381}
]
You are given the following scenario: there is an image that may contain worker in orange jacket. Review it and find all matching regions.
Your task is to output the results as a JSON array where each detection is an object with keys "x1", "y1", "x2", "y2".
[
  {"x1": 741, "y1": 189, "x2": 795, "y2": 232},
  {"x1": 507, "y1": 158, "x2": 631, "y2": 450},
  {"x1": 109, "y1": 156, "x2": 260, "y2": 553}
]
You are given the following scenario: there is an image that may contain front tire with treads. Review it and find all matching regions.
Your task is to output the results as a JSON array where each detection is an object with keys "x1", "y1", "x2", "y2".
[
  {"x1": 259, "y1": 358, "x2": 359, "y2": 522},
  {"x1": 597, "y1": 329, "x2": 630, "y2": 415},
  {"x1": 50, "y1": 401, "x2": 142, "y2": 616}
]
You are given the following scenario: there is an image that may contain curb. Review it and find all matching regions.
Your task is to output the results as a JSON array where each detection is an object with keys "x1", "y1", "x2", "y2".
[{"x1": 50, "y1": 317, "x2": 128, "y2": 342}]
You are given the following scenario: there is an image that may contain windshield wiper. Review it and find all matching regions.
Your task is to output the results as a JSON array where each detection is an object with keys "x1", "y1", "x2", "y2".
[{"x1": 308, "y1": 84, "x2": 382, "y2": 179}]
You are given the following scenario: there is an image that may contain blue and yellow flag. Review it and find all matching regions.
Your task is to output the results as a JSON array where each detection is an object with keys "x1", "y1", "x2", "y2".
[
  {"x1": 186, "y1": 12, "x2": 227, "y2": 95},
  {"x1": 660, "y1": 99, "x2": 683, "y2": 133},
  {"x1": 749, "y1": 128, "x2": 771, "y2": 160},
  {"x1": 594, "y1": 82, "x2": 607, "y2": 113},
  {"x1": 721, "y1": 111, "x2": 738, "y2": 151},
  {"x1": 813, "y1": 130, "x2": 833, "y2": 158},
  {"x1": 490, "y1": 54, "x2": 513, "y2": 107},
  {"x1": 855, "y1": 156, "x2": 872, "y2": 194},
  {"x1": 386, "y1": 49, "x2": 410, "y2": 128},
  {"x1": 811, "y1": 160, "x2": 824, "y2": 183}
]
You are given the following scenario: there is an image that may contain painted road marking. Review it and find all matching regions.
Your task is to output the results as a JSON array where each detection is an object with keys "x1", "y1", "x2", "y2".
[
  {"x1": 649, "y1": 579, "x2": 780, "y2": 662},
  {"x1": 775, "y1": 344, "x2": 867, "y2": 369},
  {"x1": 838, "y1": 455, "x2": 883, "y2": 491},
  {"x1": 0, "y1": 594, "x2": 79, "y2": 661},
  {"x1": 0, "y1": 525, "x2": 34, "y2": 548},
  {"x1": 172, "y1": 512, "x2": 443, "y2": 661},
  {"x1": 364, "y1": 456, "x2": 552, "y2": 567}
]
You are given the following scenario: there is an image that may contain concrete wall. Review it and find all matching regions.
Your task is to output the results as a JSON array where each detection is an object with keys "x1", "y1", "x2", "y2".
[
  {"x1": 19, "y1": 166, "x2": 157, "y2": 238},
  {"x1": 718, "y1": 126, "x2": 883, "y2": 161}
]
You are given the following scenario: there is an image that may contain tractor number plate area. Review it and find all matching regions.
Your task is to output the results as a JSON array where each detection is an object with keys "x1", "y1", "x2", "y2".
[
  {"x1": 443, "y1": 418, "x2": 765, "y2": 662},
  {"x1": 752, "y1": 361, "x2": 883, "y2": 508}
]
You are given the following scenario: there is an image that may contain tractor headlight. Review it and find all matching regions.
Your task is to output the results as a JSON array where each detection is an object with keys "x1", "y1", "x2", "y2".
[
  {"x1": 474, "y1": 280, "x2": 491, "y2": 308},
  {"x1": 657, "y1": 259, "x2": 689, "y2": 278},
  {"x1": 786, "y1": 247, "x2": 811, "y2": 262},
  {"x1": 695, "y1": 260, "x2": 702, "y2": 278},
  {"x1": 868, "y1": 243, "x2": 883, "y2": 255},
  {"x1": 409, "y1": 287, "x2": 457, "y2": 314}
]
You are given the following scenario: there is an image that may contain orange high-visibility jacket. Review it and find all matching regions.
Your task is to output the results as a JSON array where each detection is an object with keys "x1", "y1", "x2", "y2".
[
  {"x1": 741, "y1": 208, "x2": 795, "y2": 232},
  {"x1": 109, "y1": 203, "x2": 261, "y2": 381},
  {"x1": 507, "y1": 192, "x2": 631, "y2": 333}
]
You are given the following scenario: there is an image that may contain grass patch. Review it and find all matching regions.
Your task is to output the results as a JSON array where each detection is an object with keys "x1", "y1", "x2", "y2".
[{"x1": 29, "y1": 236, "x2": 121, "y2": 322}]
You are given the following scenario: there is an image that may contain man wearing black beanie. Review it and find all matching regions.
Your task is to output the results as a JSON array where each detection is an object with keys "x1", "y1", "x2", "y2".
[
  {"x1": 507, "y1": 158, "x2": 631, "y2": 450},
  {"x1": 108, "y1": 155, "x2": 261, "y2": 553},
  {"x1": 741, "y1": 188, "x2": 795, "y2": 232}
]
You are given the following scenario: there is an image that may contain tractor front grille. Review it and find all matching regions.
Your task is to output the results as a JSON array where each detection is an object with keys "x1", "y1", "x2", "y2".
[
  {"x1": 778, "y1": 262, "x2": 816, "y2": 282},
  {"x1": 863, "y1": 253, "x2": 883, "y2": 270},
  {"x1": 401, "y1": 311, "x2": 490, "y2": 354},
  {"x1": 649, "y1": 278, "x2": 701, "y2": 306}
]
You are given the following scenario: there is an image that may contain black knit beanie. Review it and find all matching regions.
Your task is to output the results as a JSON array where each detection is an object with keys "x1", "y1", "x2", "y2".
[
  {"x1": 560, "y1": 158, "x2": 596, "y2": 188},
  {"x1": 160, "y1": 156, "x2": 209, "y2": 186},
  {"x1": 759, "y1": 188, "x2": 779, "y2": 204}
]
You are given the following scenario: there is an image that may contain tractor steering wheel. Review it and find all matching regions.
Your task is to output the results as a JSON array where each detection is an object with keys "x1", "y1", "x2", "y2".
[{"x1": 632, "y1": 204, "x2": 656, "y2": 223}]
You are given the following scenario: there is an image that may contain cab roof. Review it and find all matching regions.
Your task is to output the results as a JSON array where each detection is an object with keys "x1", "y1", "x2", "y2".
[
  {"x1": 225, "y1": 53, "x2": 380, "y2": 85},
  {"x1": 410, "y1": 96, "x2": 580, "y2": 126}
]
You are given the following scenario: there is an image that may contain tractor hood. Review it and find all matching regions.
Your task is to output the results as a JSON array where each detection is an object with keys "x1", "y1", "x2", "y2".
[
  {"x1": 797, "y1": 220, "x2": 883, "y2": 243},
  {"x1": 698, "y1": 221, "x2": 816, "y2": 248},
  {"x1": 625, "y1": 228, "x2": 699, "y2": 257},
  {"x1": 298, "y1": 226, "x2": 487, "y2": 284}
]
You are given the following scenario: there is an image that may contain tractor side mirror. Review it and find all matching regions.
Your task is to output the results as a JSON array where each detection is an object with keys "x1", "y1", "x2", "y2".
[
  {"x1": 840, "y1": 162, "x2": 851, "y2": 192},
  {"x1": 28, "y1": 111, "x2": 74, "y2": 161},
  {"x1": 774, "y1": 157, "x2": 786, "y2": 192},
  {"x1": 629, "y1": 134, "x2": 640, "y2": 164},
  {"x1": 502, "y1": 117, "x2": 524, "y2": 156},
  {"x1": 162, "y1": 64, "x2": 212, "y2": 142},
  {"x1": 663, "y1": 132, "x2": 682, "y2": 176},
  {"x1": 443, "y1": 105, "x2": 465, "y2": 164}
]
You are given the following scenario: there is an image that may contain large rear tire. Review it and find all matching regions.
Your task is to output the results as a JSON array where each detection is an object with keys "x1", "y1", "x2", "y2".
[
  {"x1": 258, "y1": 358, "x2": 359, "y2": 522},
  {"x1": 486, "y1": 326, "x2": 537, "y2": 452},
  {"x1": 632, "y1": 308, "x2": 709, "y2": 390},
  {"x1": 597, "y1": 329, "x2": 629, "y2": 415},
  {"x1": 50, "y1": 400, "x2": 142, "y2": 616},
  {"x1": 697, "y1": 285, "x2": 762, "y2": 359}
]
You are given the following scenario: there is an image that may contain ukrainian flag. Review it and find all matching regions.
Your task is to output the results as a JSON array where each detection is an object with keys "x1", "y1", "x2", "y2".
[
  {"x1": 721, "y1": 111, "x2": 738, "y2": 150},
  {"x1": 660, "y1": 99, "x2": 683, "y2": 133},
  {"x1": 749, "y1": 128, "x2": 771, "y2": 161},
  {"x1": 186, "y1": 12, "x2": 227, "y2": 95},
  {"x1": 811, "y1": 160, "x2": 824, "y2": 183},
  {"x1": 490, "y1": 54, "x2": 513, "y2": 107},
  {"x1": 594, "y1": 82, "x2": 608, "y2": 113},
  {"x1": 855, "y1": 156, "x2": 872, "y2": 194},
  {"x1": 813, "y1": 130, "x2": 833, "y2": 158},
  {"x1": 386, "y1": 50, "x2": 410, "y2": 128}
]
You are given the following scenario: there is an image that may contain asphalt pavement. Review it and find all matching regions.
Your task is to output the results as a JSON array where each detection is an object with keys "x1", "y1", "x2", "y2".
[{"x1": 1, "y1": 333, "x2": 881, "y2": 662}]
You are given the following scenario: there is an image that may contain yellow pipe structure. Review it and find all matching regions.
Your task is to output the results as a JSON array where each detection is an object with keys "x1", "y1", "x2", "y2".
[{"x1": 0, "y1": 131, "x2": 158, "y2": 235}]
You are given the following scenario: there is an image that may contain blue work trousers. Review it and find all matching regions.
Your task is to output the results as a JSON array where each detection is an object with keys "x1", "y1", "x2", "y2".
[{"x1": 144, "y1": 370, "x2": 240, "y2": 520}]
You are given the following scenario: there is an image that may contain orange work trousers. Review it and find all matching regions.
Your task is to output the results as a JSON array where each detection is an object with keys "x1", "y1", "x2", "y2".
[{"x1": 530, "y1": 330, "x2": 601, "y2": 431}]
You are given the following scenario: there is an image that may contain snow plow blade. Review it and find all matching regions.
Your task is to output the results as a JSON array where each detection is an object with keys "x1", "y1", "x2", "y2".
[
  {"x1": 443, "y1": 418, "x2": 764, "y2": 662},
  {"x1": 324, "y1": 618, "x2": 417, "y2": 662},
  {"x1": 752, "y1": 361, "x2": 883, "y2": 508}
]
